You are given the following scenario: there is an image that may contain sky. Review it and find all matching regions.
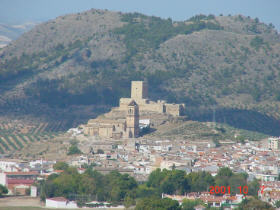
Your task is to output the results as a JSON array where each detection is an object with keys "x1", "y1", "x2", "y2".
[{"x1": 0, "y1": 0, "x2": 279, "y2": 31}]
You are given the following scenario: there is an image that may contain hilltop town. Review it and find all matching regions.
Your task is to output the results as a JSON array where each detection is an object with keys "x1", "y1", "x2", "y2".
[
  {"x1": 1, "y1": 80, "x2": 280, "y2": 209},
  {"x1": 1, "y1": 127, "x2": 280, "y2": 208}
]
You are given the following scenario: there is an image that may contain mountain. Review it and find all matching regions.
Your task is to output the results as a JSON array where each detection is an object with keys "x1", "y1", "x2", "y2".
[
  {"x1": 0, "y1": 22, "x2": 37, "y2": 48},
  {"x1": 0, "y1": 9, "x2": 280, "y2": 136}
]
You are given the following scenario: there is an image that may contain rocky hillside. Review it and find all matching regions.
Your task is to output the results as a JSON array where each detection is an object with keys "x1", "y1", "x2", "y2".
[{"x1": 0, "y1": 9, "x2": 280, "y2": 136}]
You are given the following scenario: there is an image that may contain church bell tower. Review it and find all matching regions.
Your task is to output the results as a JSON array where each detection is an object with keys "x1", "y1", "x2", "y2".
[{"x1": 126, "y1": 100, "x2": 139, "y2": 138}]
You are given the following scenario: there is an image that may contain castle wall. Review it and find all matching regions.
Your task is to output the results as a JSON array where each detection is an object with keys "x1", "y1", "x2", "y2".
[
  {"x1": 99, "y1": 127, "x2": 113, "y2": 138},
  {"x1": 119, "y1": 98, "x2": 133, "y2": 110},
  {"x1": 140, "y1": 103, "x2": 165, "y2": 113},
  {"x1": 84, "y1": 126, "x2": 98, "y2": 136},
  {"x1": 120, "y1": 97, "x2": 166, "y2": 113},
  {"x1": 120, "y1": 100, "x2": 185, "y2": 116},
  {"x1": 112, "y1": 132, "x2": 123, "y2": 139},
  {"x1": 119, "y1": 80, "x2": 186, "y2": 117},
  {"x1": 165, "y1": 104, "x2": 185, "y2": 116}
]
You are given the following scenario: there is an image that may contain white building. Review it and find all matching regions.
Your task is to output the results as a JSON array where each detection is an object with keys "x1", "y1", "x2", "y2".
[
  {"x1": 0, "y1": 159, "x2": 23, "y2": 172},
  {"x1": 268, "y1": 137, "x2": 280, "y2": 150},
  {"x1": 30, "y1": 186, "x2": 37, "y2": 197},
  {"x1": 46, "y1": 197, "x2": 78, "y2": 208}
]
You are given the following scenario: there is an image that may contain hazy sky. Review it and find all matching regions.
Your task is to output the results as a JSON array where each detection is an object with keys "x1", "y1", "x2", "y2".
[{"x1": 0, "y1": 0, "x2": 279, "y2": 30}]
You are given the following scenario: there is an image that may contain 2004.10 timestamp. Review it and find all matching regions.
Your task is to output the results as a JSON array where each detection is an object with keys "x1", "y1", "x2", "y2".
[{"x1": 209, "y1": 186, "x2": 248, "y2": 195}]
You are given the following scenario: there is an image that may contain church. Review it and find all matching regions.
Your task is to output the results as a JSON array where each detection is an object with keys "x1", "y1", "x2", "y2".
[{"x1": 83, "y1": 99, "x2": 139, "y2": 139}]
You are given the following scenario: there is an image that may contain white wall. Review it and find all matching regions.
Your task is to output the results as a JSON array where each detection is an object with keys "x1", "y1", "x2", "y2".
[
  {"x1": 46, "y1": 198, "x2": 78, "y2": 208},
  {"x1": 0, "y1": 173, "x2": 6, "y2": 186}
]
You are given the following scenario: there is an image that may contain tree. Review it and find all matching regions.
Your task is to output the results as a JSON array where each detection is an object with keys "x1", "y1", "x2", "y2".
[
  {"x1": 25, "y1": 187, "x2": 31, "y2": 195},
  {"x1": 162, "y1": 170, "x2": 189, "y2": 195},
  {"x1": 53, "y1": 162, "x2": 69, "y2": 170},
  {"x1": 124, "y1": 195, "x2": 136, "y2": 208},
  {"x1": 215, "y1": 168, "x2": 233, "y2": 189},
  {"x1": 147, "y1": 169, "x2": 190, "y2": 195},
  {"x1": 250, "y1": 36, "x2": 264, "y2": 50},
  {"x1": 237, "y1": 198, "x2": 274, "y2": 210},
  {"x1": 136, "y1": 184, "x2": 158, "y2": 198},
  {"x1": 147, "y1": 168, "x2": 168, "y2": 188},
  {"x1": 77, "y1": 173, "x2": 96, "y2": 195},
  {"x1": 67, "y1": 140, "x2": 82, "y2": 155},
  {"x1": 97, "y1": 149, "x2": 104, "y2": 154},
  {"x1": 67, "y1": 144, "x2": 82, "y2": 155},
  {"x1": 187, "y1": 171, "x2": 214, "y2": 192},
  {"x1": 135, "y1": 197, "x2": 181, "y2": 210},
  {"x1": 52, "y1": 172, "x2": 80, "y2": 197},
  {"x1": 213, "y1": 138, "x2": 221, "y2": 147},
  {"x1": 248, "y1": 179, "x2": 260, "y2": 197},
  {"x1": 275, "y1": 200, "x2": 280, "y2": 208},
  {"x1": 0, "y1": 184, "x2": 8, "y2": 197},
  {"x1": 236, "y1": 135, "x2": 245, "y2": 144},
  {"x1": 181, "y1": 199, "x2": 203, "y2": 210},
  {"x1": 215, "y1": 168, "x2": 249, "y2": 195},
  {"x1": 106, "y1": 171, "x2": 138, "y2": 202},
  {"x1": 228, "y1": 174, "x2": 247, "y2": 194},
  {"x1": 217, "y1": 167, "x2": 233, "y2": 177}
]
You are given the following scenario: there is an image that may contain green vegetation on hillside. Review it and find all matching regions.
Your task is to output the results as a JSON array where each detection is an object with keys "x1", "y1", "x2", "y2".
[
  {"x1": 115, "y1": 13, "x2": 222, "y2": 60},
  {"x1": 67, "y1": 141, "x2": 82, "y2": 155},
  {"x1": 0, "y1": 10, "x2": 280, "y2": 136}
]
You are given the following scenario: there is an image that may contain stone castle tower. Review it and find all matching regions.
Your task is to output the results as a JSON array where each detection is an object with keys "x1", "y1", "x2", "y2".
[
  {"x1": 126, "y1": 100, "x2": 139, "y2": 138},
  {"x1": 131, "y1": 81, "x2": 148, "y2": 99}
]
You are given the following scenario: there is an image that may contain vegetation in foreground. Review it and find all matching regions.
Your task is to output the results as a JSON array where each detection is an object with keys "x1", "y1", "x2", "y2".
[{"x1": 36, "y1": 163, "x2": 271, "y2": 209}]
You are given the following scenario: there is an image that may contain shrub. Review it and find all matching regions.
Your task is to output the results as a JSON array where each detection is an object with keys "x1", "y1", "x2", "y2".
[{"x1": 67, "y1": 145, "x2": 82, "y2": 155}]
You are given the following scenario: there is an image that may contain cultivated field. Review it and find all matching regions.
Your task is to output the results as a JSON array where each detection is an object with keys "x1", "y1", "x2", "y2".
[{"x1": 0, "y1": 118, "x2": 67, "y2": 154}]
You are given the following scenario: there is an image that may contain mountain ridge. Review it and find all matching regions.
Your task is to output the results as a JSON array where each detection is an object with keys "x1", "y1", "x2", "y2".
[
  {"x1": 0, "y1": 9, "x2": 280, "y2": 136},
  {"x1": 0, "y1": 22, "x2": 37, "y2": 48}
]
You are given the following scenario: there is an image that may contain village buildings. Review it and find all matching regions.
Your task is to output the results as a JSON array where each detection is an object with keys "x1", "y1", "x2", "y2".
[{"x1": 1, "y1": 136, "x2": 280, "y2": 207}]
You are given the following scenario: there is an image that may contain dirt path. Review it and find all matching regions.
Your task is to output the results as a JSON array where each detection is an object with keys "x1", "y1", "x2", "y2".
[{"x1": 0, "y1": 196, "x2": 43, "y2": 207}]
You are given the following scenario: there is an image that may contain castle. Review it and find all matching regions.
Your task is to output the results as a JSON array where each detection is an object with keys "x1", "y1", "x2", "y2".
[
  {"x1": 119, "y1": 81, "x2": 185, "y2": 116},
  {"x1": 82, "y1": 81, "x2": 185, "y2": 139}
]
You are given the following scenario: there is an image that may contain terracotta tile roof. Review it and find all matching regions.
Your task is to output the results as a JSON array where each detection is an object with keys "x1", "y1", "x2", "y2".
[
  {"x1": 7, "y1": 179, "x2": 34, "y2": 184},
  {"x1": 5, "y1": 171, "x2": 39, "y2": 175},
  {"x1": 53, "y1": 170, "x2": 64, "y2": 173},
  {"x1": 201, "y1": 196, "x2": 225, "y2": 203}
]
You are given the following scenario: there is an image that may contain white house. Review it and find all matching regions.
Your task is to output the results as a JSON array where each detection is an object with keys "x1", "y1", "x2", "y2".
[
  {"x1": 0, "y1": 159, "x2": 23, "y2": 172},
  {"x1": 46, "y1": 197, "x2": 78, "y2": 208}
]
